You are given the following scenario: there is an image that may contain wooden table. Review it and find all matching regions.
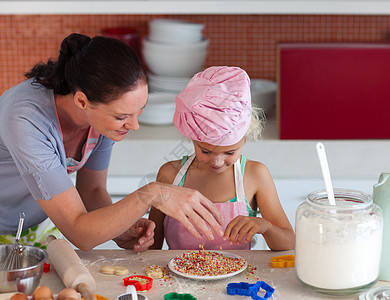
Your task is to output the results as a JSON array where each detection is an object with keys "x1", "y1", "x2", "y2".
[{"x1": 7, "y1": 250, "x2": 390, "y2": 300}]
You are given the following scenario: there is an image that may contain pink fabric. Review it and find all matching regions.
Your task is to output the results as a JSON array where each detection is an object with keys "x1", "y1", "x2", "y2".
[
  {"x1": 173, "y1": 66, "x2": 252, "y2": 146},
  {"x1": 54, "y1": 104, "x2": 100, "y2": 174},
  {"x1": 66, "y1": 127, "x2": 100, "y2": 174},
  {"x1": 164, "y1": 201, "x2": 251, "y2": 250}
]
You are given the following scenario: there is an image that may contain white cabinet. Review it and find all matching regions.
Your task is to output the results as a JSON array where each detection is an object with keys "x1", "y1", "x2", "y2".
[{"x1": 1, "y1": 1, "x2": 390, "y2": 15}]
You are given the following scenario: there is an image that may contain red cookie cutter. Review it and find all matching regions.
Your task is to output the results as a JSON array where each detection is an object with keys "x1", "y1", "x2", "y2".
[
  {"x1": 270, "y1": 255, "x2": 295, "y2": 268},
  {"x1": 123, "y1": 275, "x2": 153, "y2": 291},
  {"x1": 43, "y1": 262, "x2": 51, "y2": 273}
]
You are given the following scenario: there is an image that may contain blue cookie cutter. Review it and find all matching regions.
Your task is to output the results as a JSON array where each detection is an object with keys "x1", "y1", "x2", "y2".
[{"x1": 227, "y1": 281, "x2": 275, "y2": 300}]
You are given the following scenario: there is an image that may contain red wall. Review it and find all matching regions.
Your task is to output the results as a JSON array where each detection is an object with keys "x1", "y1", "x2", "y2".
[{"x1": 1, "y1": 14, "x2": 389, "y2": 94}]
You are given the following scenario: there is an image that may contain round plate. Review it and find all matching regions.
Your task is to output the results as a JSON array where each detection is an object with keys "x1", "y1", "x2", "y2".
[{"x1": 168, "y1": 250, "x2": 247, "y2": 280}]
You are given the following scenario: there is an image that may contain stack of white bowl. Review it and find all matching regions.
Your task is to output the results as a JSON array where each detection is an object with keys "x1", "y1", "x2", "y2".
[
  {"x1": 148, "y1": 73, "x2": 191, "y2": 94},
  {"x1": 140, "y1": 19, "x2": 207, "y2": 125},
  {"x1": 142, "y1": 19, "x2": 208, "y2": 77}
]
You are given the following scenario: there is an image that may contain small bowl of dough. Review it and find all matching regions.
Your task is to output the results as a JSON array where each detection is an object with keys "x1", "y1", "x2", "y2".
[{"x1": 0, "y1": 244, "x2": 47, "y2": 295}]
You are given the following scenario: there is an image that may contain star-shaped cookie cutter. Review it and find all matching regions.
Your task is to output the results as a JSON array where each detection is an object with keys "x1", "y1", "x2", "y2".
[
  {"x1": 226, "y1": 281, "x2": 275, "y2": 300},
  {"x1": 270, "y1": 254, "x2": 295, "y2": 268}
]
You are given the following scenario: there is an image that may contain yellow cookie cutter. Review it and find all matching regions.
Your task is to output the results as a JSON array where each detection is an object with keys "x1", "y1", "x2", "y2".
[{"x1": 270, "y1": 255, "x2": 295, "y2": 268}]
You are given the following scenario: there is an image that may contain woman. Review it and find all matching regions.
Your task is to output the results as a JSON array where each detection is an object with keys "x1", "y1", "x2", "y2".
[{"x1": 0, "y1": 33, "x2": 224, "y2": 252}]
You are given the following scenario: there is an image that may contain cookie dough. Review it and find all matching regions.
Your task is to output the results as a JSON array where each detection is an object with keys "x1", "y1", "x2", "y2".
[
  {"x1": 114, "y1": 266, "x2": 130, "y2": 276},
  {"x1": 145, "y1": 265, "x2": 164, "y2": 278},
  {"x1": 100, "y1": 265, "x2": 129, "y2": 276}
]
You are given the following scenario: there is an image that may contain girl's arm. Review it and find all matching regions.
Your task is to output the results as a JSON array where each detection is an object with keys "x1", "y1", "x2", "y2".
[{"x1": 224, "y1": 161, "x2": 295, "y2": 250}]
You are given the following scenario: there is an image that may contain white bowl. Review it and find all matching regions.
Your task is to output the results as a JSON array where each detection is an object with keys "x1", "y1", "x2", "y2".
[
  {"x1": 148, "y1": 73, "x2": 191, "y2": 93},
  {"x1": 250, "y1": 79, "x2": 277, "y2": 112},
  {"x1": 143, "y1": 37, "x2": 208, "y2": 52},
  {"x1": 149, "y1": 19, "x2": 204, "y2": 44},
  {"x1": 142, "y1": 38, "x2": 208, "y2": 77},
  {"x1": 138, "y1": 92, "x2": 176, "y2": 125}
]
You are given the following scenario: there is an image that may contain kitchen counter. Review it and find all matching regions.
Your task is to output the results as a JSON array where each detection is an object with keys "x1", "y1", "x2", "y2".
[{"x1": 35, "y1": 250, "x2": 388, "y2": 299}]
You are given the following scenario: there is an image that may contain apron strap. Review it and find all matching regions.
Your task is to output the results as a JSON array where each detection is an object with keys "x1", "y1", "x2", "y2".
[
  {"x1": 173, "y1": 154, "x2": 245, "y2": 202},
  {"x1": 234, "y1": 157, "x2": 246, "y2": 202},
  {"x1": 173, "y1": 153, "x2": 196, "y2": 186}
]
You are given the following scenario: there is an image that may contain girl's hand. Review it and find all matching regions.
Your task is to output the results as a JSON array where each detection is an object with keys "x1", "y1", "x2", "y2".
[
  {"x1": 137, "y1": 182, "x2": 225, "y2": 241},
  {"x1": 113, "y1": 218, "x2": 155, "y2": 252},
  {"x1": 224, "y1": 216, "x2": 270, "y2": 245}
]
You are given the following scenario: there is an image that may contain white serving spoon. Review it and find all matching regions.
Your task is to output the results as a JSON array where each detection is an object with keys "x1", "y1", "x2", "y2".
[{"x1": 316, "y1": 142, "x2": 336, "y2": 206}]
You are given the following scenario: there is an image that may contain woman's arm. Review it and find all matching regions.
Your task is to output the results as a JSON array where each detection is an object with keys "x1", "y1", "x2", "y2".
[
  {"x1": 76, "y1": 167, "x2": 111, "y2": 212},
  {"x1": 76, "y1": 167, "x2": 155, "y2": 251},
  {"x1": 37, "y1": 176, "x2": 152, "y2": 251},
  {"x1": 38, "y1": 164, "x2": 225, "y2": 251}
]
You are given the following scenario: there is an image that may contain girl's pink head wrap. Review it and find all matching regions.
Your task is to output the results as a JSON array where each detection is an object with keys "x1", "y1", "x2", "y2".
[{"x1": 173, "y1": 66, "x2": 252, "y2": 146}]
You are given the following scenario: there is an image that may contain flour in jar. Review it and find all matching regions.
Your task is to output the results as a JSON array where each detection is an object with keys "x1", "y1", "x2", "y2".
[{"x1": 295, "y1": 213, "x2": 382, "y2": 290}]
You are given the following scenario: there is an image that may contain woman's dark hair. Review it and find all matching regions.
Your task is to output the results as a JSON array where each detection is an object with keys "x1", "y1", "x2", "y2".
[{"x1": 25, "y1": 33, "x2": 147, "y2": 104}]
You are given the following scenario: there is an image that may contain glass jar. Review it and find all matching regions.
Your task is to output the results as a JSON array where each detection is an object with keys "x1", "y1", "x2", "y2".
[
  {"x1": 295, "y1": 188, "x2": 383, "y2": 296},
  {"x1": 359, "y1": 287, "x2": 390, "y2": 300}
]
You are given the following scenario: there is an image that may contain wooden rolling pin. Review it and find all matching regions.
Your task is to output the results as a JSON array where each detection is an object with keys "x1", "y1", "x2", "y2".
[{"x1": 47, "y1": 235, "x2": 97, "y2": 300}]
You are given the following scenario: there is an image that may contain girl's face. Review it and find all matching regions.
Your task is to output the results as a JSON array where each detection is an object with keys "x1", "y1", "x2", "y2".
[
  {"x1": 193, "y1": 138, "x2": 245, "y2": 173},
  {"x1": 84, "y1": 83, "x2": 148, "y2": 142}
]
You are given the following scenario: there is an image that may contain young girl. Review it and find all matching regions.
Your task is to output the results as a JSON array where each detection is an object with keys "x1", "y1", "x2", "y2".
[{"x1": 149, "y1": 66, "x2": 295, "y2": 250}]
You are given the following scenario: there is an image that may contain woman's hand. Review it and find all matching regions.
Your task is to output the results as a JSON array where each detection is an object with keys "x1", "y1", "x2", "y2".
[
  {"x1": 113, "y1": 218, "x2": 155, "y2": 252},
  {"x1": 136, "y1": 182, "x2": 225, "y2": 241},
  {"x1": 224, "y1": 216, "x2": 269, "y2": 245}
]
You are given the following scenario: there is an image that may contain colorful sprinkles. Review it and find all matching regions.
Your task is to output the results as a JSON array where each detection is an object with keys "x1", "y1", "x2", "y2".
[
  {"x1": 245, "y1": 263, "x2": 259, "y2": 280},
  {"x1": 172, "y1": 250, "x2": 246, "y2": 277}
]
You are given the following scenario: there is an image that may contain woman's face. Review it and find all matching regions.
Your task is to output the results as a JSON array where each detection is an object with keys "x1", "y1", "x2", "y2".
[
  {"x1": 85, "y1": 83, "x2": 148, "y2": 142},
  {"x1": 193, "y1": 138, "x2": 245, "y2": 173}
]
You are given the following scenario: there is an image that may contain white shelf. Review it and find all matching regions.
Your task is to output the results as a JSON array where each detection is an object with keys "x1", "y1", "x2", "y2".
[{"x1": 1, "y1": 1, "x2": 390, "y2": 15}]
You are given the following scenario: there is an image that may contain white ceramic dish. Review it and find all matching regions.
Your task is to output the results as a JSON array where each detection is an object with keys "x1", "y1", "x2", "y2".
[
  {"x1": 143, "y1": 37, "x2": 208, "y2": 52},
  {"x1": 142, "y1": 38, "x2": 208, "y2": 77},
  {"x1": 138, "y1": 92, "x2": 176, "y2": 125},
  {"x1": 168, "y1": 251, "x2": 247, "y2": 281},
  {"x1": 148, "y1": 73, "x2": 191, "y2": 93},
  {"x1": 149, "y1": 19, "x2": 204, "y2": 44},
  {"x1": 250, "y1": 79, "x2": 277, "y2": 112}
]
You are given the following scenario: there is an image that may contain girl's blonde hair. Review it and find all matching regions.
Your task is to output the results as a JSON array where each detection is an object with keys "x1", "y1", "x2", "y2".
[{"x1": 246, "y1": 104, "x2": 266, "y2": 142}]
